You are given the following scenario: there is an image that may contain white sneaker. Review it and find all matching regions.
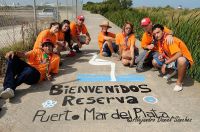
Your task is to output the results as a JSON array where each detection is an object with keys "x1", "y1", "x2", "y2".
[
  {"x1": 102, "y1": 52, "x2": 109, "y2": 57},
  {"x1": 173, "y1": 84, "x2": 183, "y2": 92},
  {"x1": 0, "y1": 88, "x2": 15, "y2": 99}
]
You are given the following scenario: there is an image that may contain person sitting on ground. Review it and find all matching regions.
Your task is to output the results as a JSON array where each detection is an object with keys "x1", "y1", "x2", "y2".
[
  {"x1": 152, "y1": 24, "x2": 194, "y2": 92},
  {"x1": 116, "y1": 22, "x2": 138, "y2": 67},
  {"x1": 33, "y1": 22, "x2": 60, "y2": 50},
  {"x1": 0, "y1": 39, "x2": 60, "y2": 99},
  {"x1": 136, "y1": 17, "x2": 173, "y2": 72},
  {"x1": 55, "y1": 19, "x2": 71, "y2": 56},
  {"x1": 98, "y1": 21, "x2": 118, "y2": 57},
  {"x1": 70, "y1": 15, "x2": 91, "y2": 53}
]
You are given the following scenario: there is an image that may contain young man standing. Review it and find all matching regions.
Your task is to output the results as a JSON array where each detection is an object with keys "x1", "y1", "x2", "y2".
[
  {"x1": 70, "y1": 15, "x2": 91, "y2": 53},
  {"x1": 0, "y1": 39, "x2": 60, "y2": 99},
  {"x1": 152, "y1": 24, "x2": 194, "y2": 92}
]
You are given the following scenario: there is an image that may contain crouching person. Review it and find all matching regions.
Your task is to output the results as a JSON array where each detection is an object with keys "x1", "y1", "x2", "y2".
[
  {"x1": 70, "y1": 15, "x2": 91, "y2": 53},
  {"x1": 152, "y1": 24, "x2": 194, "y2": 92},
  {"x1": 0, "y1": 39, "x2": 60, "y2": 99},
  {"x1": 98, "y1": 21, "x2": 118, "y2": 57},
  {"x1": 116, "y1": 22, "x2": 138, "y2": 67}
]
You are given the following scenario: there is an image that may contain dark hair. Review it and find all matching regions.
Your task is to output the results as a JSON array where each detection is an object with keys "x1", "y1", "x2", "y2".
[
  {"x1": 60, "y1": 19, "x2": 70, "y2": 30},
  {"x1": 49, "y1": 22, "x2": 60, "y2": 29},
  {"x1": 58, "y1": 19, "x2": 71, "y2": 45},
  {"x1": 152, "y1": 24, "x2": 164, "y2": 31},
  {"x1": 42, "y1": 42, "x2": 54, "y2": 48},
  {"x1": 123, "y1": 21, "x2": 134, "y2": 35}
]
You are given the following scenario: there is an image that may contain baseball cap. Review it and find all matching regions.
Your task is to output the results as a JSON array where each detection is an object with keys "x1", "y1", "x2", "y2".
[
  {"x1": 141, "y1": 17, "x2": 151, "y2": 26},
  {"x1": 42, "y1": 38, "x2": 54, "y2": 47},
  {"x1": 77, "y1": 15, "x2": 85, "y2": 21}
]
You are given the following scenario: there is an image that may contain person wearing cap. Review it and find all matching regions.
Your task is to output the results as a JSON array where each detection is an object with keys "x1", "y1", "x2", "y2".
[
  {"x1": 152, "y1": 24, "x2": 194, "y2": 92},
  {"x1": 70, "y1": 15, "x2": 91, "y2": 53},
  {"x1": 98, "y1": 21, "x2": 118, "y2": 57},
  {"x1": 136, "y1": 17, "x2": 174, "y2": 72},
  {"x1": 33, "y1": 22, "x2": 60, "y2": 50},
  {"x1": 0, "y1": 39, "x2": 60, "y2": 99},
  {"x1": 116, "y1": 22, "x2": 138, "y2": 67}
]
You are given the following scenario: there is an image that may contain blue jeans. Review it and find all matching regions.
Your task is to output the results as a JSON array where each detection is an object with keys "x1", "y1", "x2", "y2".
[
  {"x1": 135, "y1": 50, "x2": 158, "y2": 65},
  {"x1": 102, "y1": 42, "x2": 118, "y2": 57},
  {"x1": 3, "y1": 56, "x2": 40, "y2": 91}
]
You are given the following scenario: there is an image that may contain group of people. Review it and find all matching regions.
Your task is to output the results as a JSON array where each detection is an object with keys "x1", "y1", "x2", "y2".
[
  {"x1": 0, "y1": 15, "x2": 91, "y2": 99},
  {"x1": 98, "y1": 17, "x2": 193, "y2": 92},
  {"x1": 0, "y1": 15, "x2": 194, "y2": 99}
]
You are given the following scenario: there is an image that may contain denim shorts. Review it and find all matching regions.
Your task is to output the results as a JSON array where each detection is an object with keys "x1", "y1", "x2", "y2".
[
  {"x1": 102, "y1": 42, "x2": 118, "y2": 56},
  {"x1": 154, "y1": 56, "x2": 190, "y2": 70}
]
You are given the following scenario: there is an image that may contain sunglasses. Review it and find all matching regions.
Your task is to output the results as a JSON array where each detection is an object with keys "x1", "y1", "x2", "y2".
[{"x1": 79, "y1": 19, "x2": 84, "y2": 22}]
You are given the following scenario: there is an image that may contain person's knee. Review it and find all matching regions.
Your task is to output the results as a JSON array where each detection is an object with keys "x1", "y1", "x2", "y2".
[
  {"x1": 122, "y1": 59, "x2": 129, "y2": 66},
  {"x1": 122, "y1": 50, "x2": 131, "y2": 59},
  {"x1": 7, "y1": 56, "x2": 19, "y2": 65},
  {"x1": 152, "y1": 59, "x2": 159, "y2": 67},
  {"x1": 177, "y1": 57, "x2": 187, "y2": 66}
]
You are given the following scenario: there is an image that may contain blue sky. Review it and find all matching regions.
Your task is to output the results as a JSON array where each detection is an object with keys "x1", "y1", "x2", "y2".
[{"x1": 2, "y1": 0, "x2": 200, "y2": 9}]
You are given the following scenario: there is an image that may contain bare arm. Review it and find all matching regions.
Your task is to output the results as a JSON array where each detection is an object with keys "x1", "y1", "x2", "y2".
[
  {"x1": 5, "y1": 51, "x2": 26, "y2": 59},
  {"x1": 104, "y1": 36, "x2": 115, "y2": 42},
  {"x1": 85, "y1": 32, "x2": 91, "y2": 44},
  {"x1": 165, "y1": 51, "x2": 182, "y2": 64}
]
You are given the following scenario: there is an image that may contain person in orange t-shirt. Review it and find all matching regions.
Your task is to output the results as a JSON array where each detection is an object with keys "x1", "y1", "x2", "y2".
[
  {"x1": 55, "y1": 20, "x2": 72, "y2": 56},
  {"x1": 70, "y1": 15, "x2": 91, "y2": 53},
  {"x1": 33, "y1": 22, "x2": 60, "y2": 50},
  {"x1": 152, "y1": 24, "x2": 194, "y2": 92},
  {"x1": 136, "y1": 17, "x2": 174, "y2": 72},
  {"x1": 116, "y1": 22, "x2": 138, "y2": 67},
  {"x1": 0, "y1": 39, "x2": 60, "y2": 99},
  {"x1": 98, "y1": 21, "x2": 118, "y2": 57}
]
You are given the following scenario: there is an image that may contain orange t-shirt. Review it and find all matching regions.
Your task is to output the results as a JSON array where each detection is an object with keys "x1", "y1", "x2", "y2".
[
  {"x1": 56, "y1": 31, "x2": 65, "y2": 41},
  {"x1": 98, "y1": 32, "x2": 116, "y2": 54},
  {"x1": 33, "y1": 29, "x2": 57, "y2": 49},
  {"x1": 26, "y1": 49, "x2": 60, "y2": 81},
  {"x1": 116, "y1": 33, "x2": 136, "y2": 51},
  {"x1": 141, "y1": 26, "x2": 171, "y2": 51},
  {"x1": 158, "y1": 37, "x2": 194, "y2": 66},
  {"x1": 70, "y1": 21, "x2": 88, "y2": 38}
]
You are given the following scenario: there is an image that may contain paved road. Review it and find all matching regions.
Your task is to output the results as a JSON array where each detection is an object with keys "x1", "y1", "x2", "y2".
[{"x1": 0, "y1": 11, "x2": 200, "y2": 132}]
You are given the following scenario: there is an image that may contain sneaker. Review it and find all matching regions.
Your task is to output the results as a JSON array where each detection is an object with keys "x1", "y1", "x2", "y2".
[
  {"x1": 102, "y1": 52, "x2": 109, "y2": 57},
  {"x1": 163, "y1": 70, "x2": 177, "y2": 80},
  {"x1": 136, "y1": 66, "x2": 145, "y2": 72},
  {"x1": 0, "y1": 88, "x2": 15, "y2": 99},
  {"x1": 111, "y1": 53, "x2": 119, "y2": 58},
  {"x1": 73, "y1": 45, "x2": 82, "y2": 53},
  {"x1": 66, "y1": 51, "x2": 76, "y2": 57},
  {"x1": 173, "y1": 84, "x2": 183, "y2": 92}
]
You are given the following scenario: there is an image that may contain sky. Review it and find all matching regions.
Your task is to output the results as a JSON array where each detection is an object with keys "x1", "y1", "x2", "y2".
[{"x1": 1, "y1": 0, "x2": 200, "y2": 9}]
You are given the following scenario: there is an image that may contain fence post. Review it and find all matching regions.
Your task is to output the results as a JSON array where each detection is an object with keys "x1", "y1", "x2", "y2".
[
  {"x1": 76, "y1": 0, "x2": 77, "y2": 17},
  {"x1": 56, "y1": 0, "x2": 59, "y2": 22},
  {"x1": 33, "y1": 0, "x2": 37, "y2": 37}
]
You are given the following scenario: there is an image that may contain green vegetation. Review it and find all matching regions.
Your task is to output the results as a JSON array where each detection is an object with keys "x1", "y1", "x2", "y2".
[{"x1": 84, "y1": 1, "x2": 200, "y2": 82}]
